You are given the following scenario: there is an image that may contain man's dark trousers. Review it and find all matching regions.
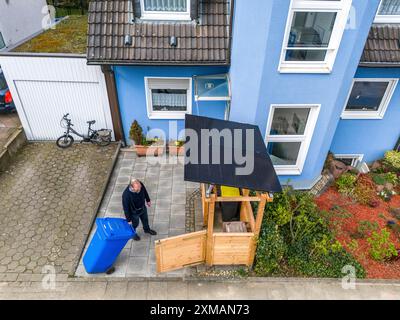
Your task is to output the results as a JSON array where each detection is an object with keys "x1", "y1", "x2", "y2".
[{"x1": 130, "y1": 206, "x2": 151, "y2": 232}]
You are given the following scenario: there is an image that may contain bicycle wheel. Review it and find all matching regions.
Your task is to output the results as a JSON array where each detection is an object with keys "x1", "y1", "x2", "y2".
[
  {"x1": 93, "y1": 131, "x2": 112, "y2": 147},
  {"x1": 56, "y1": 135, "x2": 74, "y2": 149}
]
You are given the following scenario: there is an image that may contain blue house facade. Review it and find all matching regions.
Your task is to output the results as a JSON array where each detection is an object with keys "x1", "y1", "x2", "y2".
[{"x1": 87, "y1": 0, "x2": 400, "y2": 190}]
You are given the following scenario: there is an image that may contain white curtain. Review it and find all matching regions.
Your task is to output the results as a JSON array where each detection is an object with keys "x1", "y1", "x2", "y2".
[
  {"x1": 379, "y1": 0, "x2": 400, "y2": 15},
  {"x1": 144, "y1": 0, "x2": 187, "y2": 12},
  {"x1": 152, "y1": 92, "x2": 187, "y2": 111}
]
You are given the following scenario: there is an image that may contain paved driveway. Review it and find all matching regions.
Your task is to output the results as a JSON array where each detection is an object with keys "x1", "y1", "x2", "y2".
[{"x1": 0, "y1": 143, "x2": 118, "y2": 276}]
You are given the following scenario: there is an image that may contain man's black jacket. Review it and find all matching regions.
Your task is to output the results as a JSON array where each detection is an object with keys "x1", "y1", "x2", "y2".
[{"x1": 122, "y1": 182, "x2": 151, "y2": 222}]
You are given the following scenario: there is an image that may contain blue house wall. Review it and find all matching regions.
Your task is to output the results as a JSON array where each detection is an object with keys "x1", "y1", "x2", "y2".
[
  {"x1": 114, "y1": 65, "x2": 229, "y2": 143},
  {"x1": 228, "y1": 0, "x2": 380, "y2": 189},
  {"x1": 330, "y1": 67, "x2": 400, "y2": 163}
]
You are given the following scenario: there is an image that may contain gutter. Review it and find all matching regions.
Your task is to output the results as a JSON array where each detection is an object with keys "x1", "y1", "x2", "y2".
[
  {"x1": 87, "y1": 60, "x2": 231, "y2": 67},
  {"x1": 359, "y1": 62, "x2": 400, "y2": 68},
  {"x1": 101, "y1": 65, "x2": 127, "y2": 147}
]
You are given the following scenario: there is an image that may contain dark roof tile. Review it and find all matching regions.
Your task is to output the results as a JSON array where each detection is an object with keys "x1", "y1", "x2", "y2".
[
  {"x1": 87, "y1": 0, "x2": 232, "y2": 65},
  {"x1": 361, "y1": 24, "x2": 400, "y2": 65}
]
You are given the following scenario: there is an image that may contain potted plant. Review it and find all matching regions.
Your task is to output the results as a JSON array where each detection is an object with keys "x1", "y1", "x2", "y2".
[
  {"x1": 168, "y1": 139, "x2": 185, "y2": 156},
  {"x1": 129, "y1": 120, "x2": 164, "y2": 157}
]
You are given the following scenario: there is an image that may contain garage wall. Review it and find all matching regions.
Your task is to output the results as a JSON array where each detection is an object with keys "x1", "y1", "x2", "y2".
[{"x1": 0, "y1": 55, "x2": 114, "y2": 141}]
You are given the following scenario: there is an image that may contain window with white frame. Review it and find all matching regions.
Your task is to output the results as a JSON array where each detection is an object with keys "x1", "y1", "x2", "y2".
[
  {"x1": 140, "y1": 0, "x2": 191, "y2": 20},
  {"x1": 279, "y1": 0, "x2": 352, "y2": 73},
  {"x1": 145, "y1": 77, "x2": 192, "y2": 119},
  {"x1": 341, "y1": 79, "x2": 398, "y2": 119},
  {"x1": 265, "y1": 105, "x2": 320, "y2": 175},
  {"x1": 375, "y1": 0, "x2": 400, "y2": 23},
  {"x1": 334, "y1": 154, "x2": 364, "y2": 167}
]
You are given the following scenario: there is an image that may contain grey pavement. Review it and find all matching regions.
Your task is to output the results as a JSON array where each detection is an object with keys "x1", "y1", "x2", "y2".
[
  {"x1": 0, "y1": 112, "x2": 20, "y2": 150},
  {"x1": 0, "y1": 278, "x2": 399, "y2": 300},
  {"x1": 75, "y1": 151, "x2": 199, "y2": 279},
  {"x1": 0, "y1": 143, "x2": 118, "y2": 276}
]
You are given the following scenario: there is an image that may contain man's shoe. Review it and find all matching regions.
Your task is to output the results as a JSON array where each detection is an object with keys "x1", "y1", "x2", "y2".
[
  {"x1": 145, "y1": 229, "x2": 157, "y2": 236},
  {"x1": 133, "y1": 234, "x2": 141, "y2": 241}
]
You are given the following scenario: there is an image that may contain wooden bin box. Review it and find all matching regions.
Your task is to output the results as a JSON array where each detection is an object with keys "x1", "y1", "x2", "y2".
[{"x1": 155, "y1": 184, "x2": 272, "y2": 273}]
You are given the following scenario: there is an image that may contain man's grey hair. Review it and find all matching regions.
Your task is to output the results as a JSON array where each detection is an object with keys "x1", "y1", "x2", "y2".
[{"x1": 130, "y1": 178, "x2": 140, "y2": 185}]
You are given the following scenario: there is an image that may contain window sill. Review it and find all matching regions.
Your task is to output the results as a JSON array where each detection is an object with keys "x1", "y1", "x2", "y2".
[
  {"x1": 278, "y1": 63, "x2": 332, "y2": 74},
  {"x1": 140, "y1": 13, "x2": 192, "y2": 21},
  {"x1": 148, "y1": 112, "x2": 188, "y2": 120},
  {"x1": 374, "y1": 15, "x2": 400, "y2": 24},
  {"x1": 341, "y1": 113, "x2": 384, "y2": 120},
  {"x1": 274, "y1": 166, "x2": 302, "y2": 176}
]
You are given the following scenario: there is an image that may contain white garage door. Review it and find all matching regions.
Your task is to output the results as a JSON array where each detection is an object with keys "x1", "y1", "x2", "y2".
[{"x1": 0, "y1": 55, "x2": 114, "y2": 141}]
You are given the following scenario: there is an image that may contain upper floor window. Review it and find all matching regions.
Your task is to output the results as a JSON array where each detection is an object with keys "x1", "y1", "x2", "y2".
[
  {"x1": 341, "y1": 78, "x2": 398, "y2": 119},
  {"x1": 140, "y1": 0, "x2": 191, "y2": 21},
  {"x1": 375, "y1": 0, "x2": 400, "y2": 23},
  {"x1": 279, "y1": 0, "x2": 352, "y2": 74}
]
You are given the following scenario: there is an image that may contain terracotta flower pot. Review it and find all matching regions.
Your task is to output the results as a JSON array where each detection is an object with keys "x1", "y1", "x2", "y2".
[
  {"x1": 134, "y1": 145, "x2": 164, "y2": 157},
  {"x1": 168, "y1": 145, "x2": 185, "y2": 156}
]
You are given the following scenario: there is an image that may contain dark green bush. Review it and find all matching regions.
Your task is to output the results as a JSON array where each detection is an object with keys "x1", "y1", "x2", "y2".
[{"x1": 254, "y1": 188, "x2": 365, "y2": 278}]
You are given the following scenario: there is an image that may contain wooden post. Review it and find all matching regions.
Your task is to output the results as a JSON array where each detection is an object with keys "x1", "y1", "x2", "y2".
[
  {"x1": 254, "y1": 194, "x2": 268, "y2": 236},
  {"x1": 205, "y1": 194, "x2": 216, "y2": 266},
  {"x1": 201, "y1": 184, "x2": 209, "y2": 227}
]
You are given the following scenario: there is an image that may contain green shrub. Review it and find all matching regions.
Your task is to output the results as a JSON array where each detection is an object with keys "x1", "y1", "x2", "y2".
[
  {"x1": 254, "y1": 188, "x2": 365, "y2": 278},
  {"x1": 254, "y1": 222, "x2": 287, "y2": 275},
  {"x1": 367, "y1": 229, "x2": 398, "y2": 262},
  {"x1": 336, "y1": 173, "x2": 357, "y2": 196},
  {"x1": 383, "y1": 151, "x2": 400, "y2": 172},
  {"x1": 373, "y1": 172, "x2": 399, "y2": 186},
  {"x1": 129, "y1": 120, "x2": 143, "y2": 145}
]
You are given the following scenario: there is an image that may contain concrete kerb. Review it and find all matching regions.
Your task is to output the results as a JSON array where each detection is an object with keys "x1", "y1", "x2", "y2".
[
  {"x1": 69, "y1": 142, "x2": 122, "y2": 277},
  {"x1": 0, "y1": 128, "x2": 27, "y2": 171}
]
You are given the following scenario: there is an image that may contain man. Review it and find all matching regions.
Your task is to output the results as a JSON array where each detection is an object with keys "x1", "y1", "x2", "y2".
[{"x1": 122, "y1": 178, "x2": 157, "y2": 241}]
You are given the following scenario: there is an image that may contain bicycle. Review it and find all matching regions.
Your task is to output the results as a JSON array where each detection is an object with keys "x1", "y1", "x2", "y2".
[{"x1": 56, "y1": 113, "x2": 112, "y2": 149}]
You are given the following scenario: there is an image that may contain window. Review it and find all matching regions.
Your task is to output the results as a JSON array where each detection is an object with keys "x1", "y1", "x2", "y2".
[
  {"x1": 145, "y1": 77, "x2": 192, "y2": 119},
  {"x1": 140, "y1": 0, "x2": 191, "y2": 20},
  {"x1": 375, "y1": 0, "x2": 400, "y2": 23},
  {"x1": 341, "y1": 79, "x2": 398, "y2": 119},
  {"x1": 194, "y1": 74, "x2": 231, "y2": 101},
  {"x1": 334, "y1": 154, "x2": 364, "y2": 167},
  {"x1": 0, "y1": 32, "x2": 5, "y2": 50},
  {"x1": 279, "y1": 0, "x2": 352, "y2": 73},
  {"x1": 265, "y1": 104, "x2": 321, "y2": 175}
]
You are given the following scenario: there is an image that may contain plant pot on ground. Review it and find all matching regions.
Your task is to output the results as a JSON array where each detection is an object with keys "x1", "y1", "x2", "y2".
[
  {"x1": 168, "y1": 140, "x2": 185, "y2": 156},
  {"x1": 129, "y1": 120, "x2": 164, "y2": 157}
]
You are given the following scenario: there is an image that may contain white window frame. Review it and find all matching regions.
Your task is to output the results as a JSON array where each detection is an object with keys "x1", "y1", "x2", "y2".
[
  {"x1": 140, "y1": 0, "x2": 191, "y2": 21},
  {"x1": 341, "y1": 78, "x2": 398, "y2": 120},
  {"x1": 265, "y1": 104, "x2": 321, "y2": 175},
  {"x1": 334, "y1": 154, "x2": 364, "y2": 167},
  {"x1": 145, "y1": 77, "x2": 192, "y2": 120},
  {"x1": 375, "y1": 0, "x2": 400, "y2": 23},
  {"x1": 279, "y1": 0, "x2": 352, "y2": 74}
]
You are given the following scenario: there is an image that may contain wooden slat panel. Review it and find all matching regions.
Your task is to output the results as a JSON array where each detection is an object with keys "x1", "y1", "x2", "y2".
[
  {"x1": 155, "y1": 230, "x2": 207, "y2": 273},
  {"x1": 212, "y1": 233, "x2": 254, "y2": 266}
]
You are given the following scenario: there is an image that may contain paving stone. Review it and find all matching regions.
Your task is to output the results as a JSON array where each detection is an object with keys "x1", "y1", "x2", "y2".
[{"x1": 126, "y1": 257, "x2": 148, "y2": 276}]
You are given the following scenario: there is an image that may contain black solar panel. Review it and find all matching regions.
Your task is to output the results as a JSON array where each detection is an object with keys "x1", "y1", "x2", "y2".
[{"x1": 184, "y1": 114, "x2": 282, "y2": 193}]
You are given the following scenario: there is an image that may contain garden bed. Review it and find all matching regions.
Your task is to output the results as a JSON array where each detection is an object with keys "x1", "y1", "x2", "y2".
[{"x1": 316, "y1": 189, "x2": 400, "y2": 279}]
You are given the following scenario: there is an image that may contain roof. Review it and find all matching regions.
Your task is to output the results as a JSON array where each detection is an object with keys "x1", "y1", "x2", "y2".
[
  {"x1": 12, "y1": 16, "x2": 88, "y2": 54},
  {"x1": 87, "y1": 0, "x2": 233, "y2": 65},
  {"x1": 361, "y1": 24, "x2": 400, "y2": 66},
  {"x1": 184, "y1": 115, "x2": 282, "y2": 193}
]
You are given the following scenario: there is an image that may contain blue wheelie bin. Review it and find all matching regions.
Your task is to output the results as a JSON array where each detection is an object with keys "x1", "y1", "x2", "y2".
[{"x1": 83, "y1": 218, "x2": 135, "y2": 274}]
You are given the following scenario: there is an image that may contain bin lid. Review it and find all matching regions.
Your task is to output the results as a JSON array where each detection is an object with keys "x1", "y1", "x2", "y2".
[
  {"x1": 96, "y1": 218, "x2": 135, "y2": 240},
  {"x1": 221, "y1": 186, "x2": 241, "y2": 197}
]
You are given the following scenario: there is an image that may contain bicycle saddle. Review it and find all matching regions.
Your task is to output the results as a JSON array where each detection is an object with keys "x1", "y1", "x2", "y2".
[{"x1": 87, "y1": 120, "x2": 96, "y2": 125}]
